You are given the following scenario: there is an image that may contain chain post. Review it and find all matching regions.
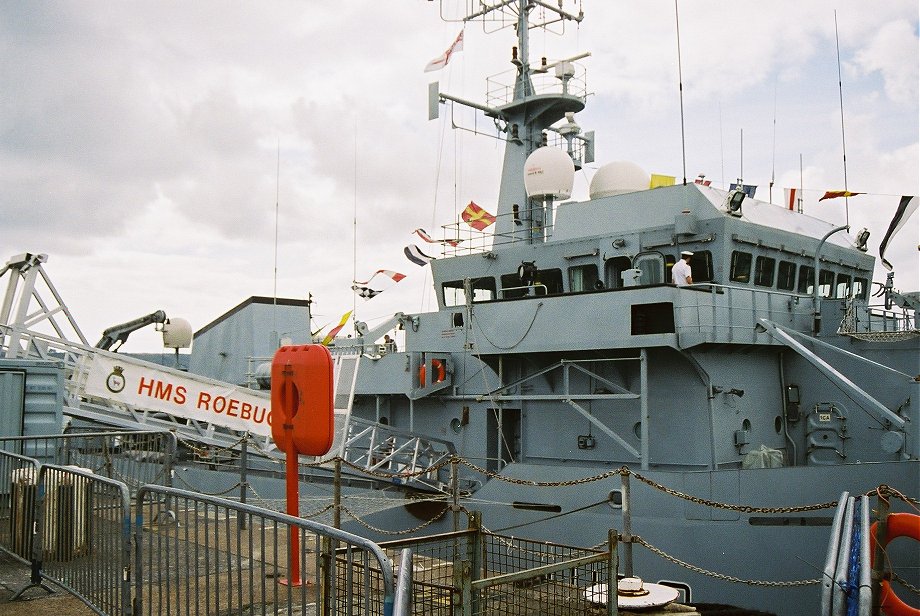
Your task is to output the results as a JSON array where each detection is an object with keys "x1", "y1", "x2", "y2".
[
  {"x1": 238, "y1": 434, "x2": 248, "y2": 531},
  {"x1": 608, "y1": 528, "x2": 619, "y2": 616},
  {"x1": 333, "y1": 457, "x2": 342, "y2": 530},
  {"x1": 621, "y1": 471, "x2": 633, "y2": 577},
  {"x1": 451, "y1": 456, "x2": 460, "y2": 532}
]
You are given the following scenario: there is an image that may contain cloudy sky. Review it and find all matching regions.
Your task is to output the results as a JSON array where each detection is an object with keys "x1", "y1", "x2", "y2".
[{"x1": 2, "y1": 0, "x2": 917, "y2": 352}]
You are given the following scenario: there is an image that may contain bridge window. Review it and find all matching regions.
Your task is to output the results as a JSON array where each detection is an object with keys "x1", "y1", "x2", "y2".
[
  {"x1": 730, "y1": 251, "x2": 752, "y2": 283},
  {"x1": 798, "y1": 266, "x2": 815, "y2": 294},
  {"x1": 500, "y1": 269, "x2": 562, "y2": 298},
  {"x1": 442, "y1": 277, "x2": 496, "y2": 306},
  {"x1": 689, "y1": 251, "x2": 713, "y2": 283},
  {"x1": 605, "y1": 256, "x2": 632, "y2": 289},
  {"x1": 854, "y1": 277, "x2": 868, "y2": 299},
  {"x1": 535, "y1": 268, "x2": 564, "y2": 295},
  {"x1": 819, "y1": 270, "x2": 835, "y2": 298},
  {"x1": 836, "y1": 274, "x2": 851, "y2": 299},
  {"x1": 443, "y1": 280, "x2": 465, "y2": 306},
  {"x1": 777, "y1": 261, "x2": 797, "y2": 291},
  {"x1": 501, "y1": 273, "x2": 527, "y2": 299},
  {"x1": 754, "y1": 256, "x2": 776, "y2": 287},
  {"x1": 569, "y1": 264, "x2": 600, "y2": 292}
]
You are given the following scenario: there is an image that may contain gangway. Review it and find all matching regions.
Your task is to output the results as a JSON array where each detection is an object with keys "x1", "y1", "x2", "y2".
[{"x1": 0, "y1": 253, "x2": 455, "y2": 485}]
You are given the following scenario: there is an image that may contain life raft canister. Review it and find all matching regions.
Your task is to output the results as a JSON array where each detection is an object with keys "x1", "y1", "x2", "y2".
[
  {"x1": 869, "y1": 512, "x2": 920, "y2": 616},
  {"x1": 419, "y1": 359, "x2": 446, "y2": 386},
  {"x1": 270, "y1": 344, "x2": 334, "y2": 456}
]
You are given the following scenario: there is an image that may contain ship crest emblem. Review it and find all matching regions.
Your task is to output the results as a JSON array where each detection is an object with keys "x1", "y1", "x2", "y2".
[{"x1": 105, "y1": 366, "x2": 126, "y2": 393}]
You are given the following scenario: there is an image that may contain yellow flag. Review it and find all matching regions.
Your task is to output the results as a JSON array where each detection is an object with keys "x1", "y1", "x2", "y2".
[
  {"x1": 321, "y1": 310, "x2": 353, "y2": 346},
  {"x1": 650, "y1": 174, "x2": 676, "y2": 188}
]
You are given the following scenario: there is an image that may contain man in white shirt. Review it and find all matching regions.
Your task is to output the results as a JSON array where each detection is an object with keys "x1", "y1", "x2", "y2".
[{"x1": 672, "y1": 251, "x2": 694, "y2": 286}]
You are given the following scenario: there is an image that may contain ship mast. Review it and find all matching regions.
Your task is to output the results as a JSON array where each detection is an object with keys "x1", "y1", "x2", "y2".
[{"x1": 430, "y1": 0, "x2": 591, "y2": 246}]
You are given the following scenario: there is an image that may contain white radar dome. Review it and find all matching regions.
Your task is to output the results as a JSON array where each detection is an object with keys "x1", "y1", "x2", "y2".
[
  {"x1": 524, "y1": 147, "x2": 575, "y2": 199},
  {"x1": 162, "y1": 317, "x2": 193, "y2": 349},
  {"x1": 589, "y1": 161, "x2": 650, "y2": 199}
]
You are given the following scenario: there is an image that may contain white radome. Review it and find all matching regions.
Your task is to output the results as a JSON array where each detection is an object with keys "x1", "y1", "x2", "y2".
[
  {"x1": 589, "y1": 161, "x2": 650, "y2": 199},
  {"x1": 524, "y1": 146, "x2": 575, "y2": 199}
]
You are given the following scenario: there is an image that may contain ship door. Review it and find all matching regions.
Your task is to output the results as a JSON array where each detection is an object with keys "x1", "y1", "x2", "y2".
[
  {"x1": 633, "y1": 252, "x2": 666, "y2": 285},
  {"x1": 487, "y1": 408, "x2": 520, "y2": 473}
]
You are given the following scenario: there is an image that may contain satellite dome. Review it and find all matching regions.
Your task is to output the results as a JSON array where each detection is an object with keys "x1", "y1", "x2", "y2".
[
  {"x1": 255, "y1": 362, "x2": 272, "y2": 390},
  {"x1": 589, "y1": 161, "x2": 650, "y2": 199},
  {"x1": 524, "y1": 147, "x2": 575, "y2": 199},
  {"x1": 162, "y1": 317, "x2": 193, "y2": 349}
]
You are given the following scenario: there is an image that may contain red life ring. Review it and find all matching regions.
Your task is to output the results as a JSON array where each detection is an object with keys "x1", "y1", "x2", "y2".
[
  {"x1": 869, "y1": 513, "x2": 920, "y2": 616},
  {"x1": 419, "y1": 359, "x2": 446, "y2": 386}
]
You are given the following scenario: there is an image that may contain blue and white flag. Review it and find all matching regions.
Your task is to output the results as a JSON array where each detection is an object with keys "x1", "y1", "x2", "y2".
[
  {"x1": 404, "y1": 245, "x2": 434, "y2": 267},
  {"x1": 879, "y1": 195, "x2": 917, "y2": 271}
]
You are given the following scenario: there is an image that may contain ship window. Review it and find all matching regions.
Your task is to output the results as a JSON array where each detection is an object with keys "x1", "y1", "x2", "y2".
[
  {"x1": 819, "y1": 270, "x2": 835, "y2": 298},
  {"x1": 471, "y1": 277, "x2": 496, "y2": 302},
  {"x1": 754, "y1": 256, "x2": 776, "y2": 287},
  {"x1": 443, "y1": 280, "x2": 466, "y2": 306},
  {"x1": 798, "y1": 266, "x2": 815, "y2": 294},
  {"x1": 605, "y1": 256, "x2": 632, "y2": 289},
  {"x1": 501, "y1": 273, "x2": 528, "y2": 299},
  {"x1": 730, "y1": 251, "x2": 752, "y2": 283},
  {"x1": 777, "y1": 261, "x2": 796, "y2": 291},
  {"x1": 569, "y1": 264, "x2": 600, "y2": 292},
  {"x1": 854, "y1": 277, "x2": 868, "y2": 299},
  {"x1": 442, "y1": 278, "x2": 495, "y2": 306},
  {"x1": 535, "y1": 268, "x2": 564, "y2": 295},
  {"x1": 500, "y1": 269, "x2": 562, "y2": 297},
  {"x1": 689, "y1": 251, "x2": 713, "y2": 283},
  {"x1": 836, "y1": 274, "x2": 851, "y2": 299}
]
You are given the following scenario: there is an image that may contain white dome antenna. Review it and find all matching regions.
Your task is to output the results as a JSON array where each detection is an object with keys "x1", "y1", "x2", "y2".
[
  {"x1": 162, "y1": 317, "x2": 193, "y2": 349},
  {"x1": 589, "y1": 161, "x2": 650, "y2": 199},
  {"x1": 524, "y1": 146, "x2": 575, "y2": 200}
]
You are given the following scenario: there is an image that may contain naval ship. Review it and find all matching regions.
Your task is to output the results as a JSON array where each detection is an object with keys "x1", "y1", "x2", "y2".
[
  {"x1": 1, "y1": 2, "x2": 916, "y2": 615},
  {"x1": 315, "y1": 2, "x2": 920, "y2": 613}
]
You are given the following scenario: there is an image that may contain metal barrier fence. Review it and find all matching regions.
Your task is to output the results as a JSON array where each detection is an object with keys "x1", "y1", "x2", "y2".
[
  {"x1": 0, "y1": 453, "x2": 133, "y2": 615},
  {"x1": 135, "y1": 485, "x2": 396, "y2": 616},
  {"x1": 0, "y1": 449, "x2": 41, "y2": 567},
  {"x1": 0, "y1": 429, "x2": 177, "y2": 495},
  {"x1": 375, "y1": 514, "x2": 618, "y2": 616},
  {"x1": 37, "y1": 464, "x2": 132, "y2": 616}
]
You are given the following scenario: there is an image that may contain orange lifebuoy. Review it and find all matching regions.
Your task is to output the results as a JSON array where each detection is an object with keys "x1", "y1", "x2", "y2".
[
  {"x1": 270, "y1": 344, "x2": 334, "y2": 456},
  {"x1": 419, "y1": 359, "x2": 446, "y2": 386},
  {"x1": 870, "y1": 513, "x2": 920, "y2": 616}
]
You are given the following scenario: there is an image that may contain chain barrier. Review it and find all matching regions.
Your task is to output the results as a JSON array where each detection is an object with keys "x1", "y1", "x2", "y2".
[
  {"x1": 176, "y1": 433, "x2": 248, "y2": 458},
  {"x1": 627, "y1": 468, "x2": 839, "y2": 514},
  {"x1": 892, "y1": 572, "x2": 920, "y2": 596},
  {"x1": 241, "y1": 480, "x2": 336, "y2": 518},
  {"x1": 634, "y1": 536, "x2": 821, "y2": 587},
  {"x1": 457, "y1": 457, "x2": 622, "y2": 487},
  {"x1": 341, "y1": 504, "x2": 447, "y2": 536},
  {"x1": 174, "y1": 472, "x2": 244, "y2": 497},
  {"x1": 454, "y1": 459, "x2": 840, "y2": 514}
]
